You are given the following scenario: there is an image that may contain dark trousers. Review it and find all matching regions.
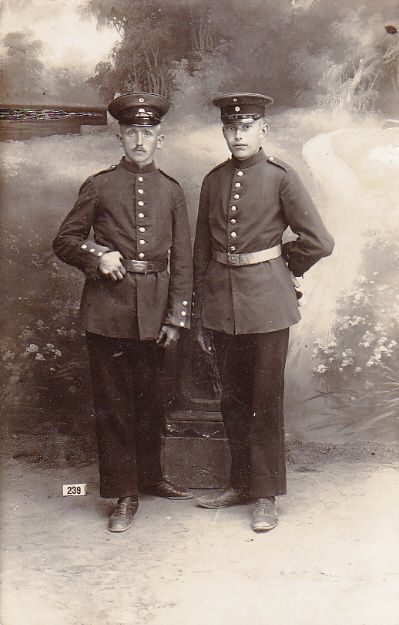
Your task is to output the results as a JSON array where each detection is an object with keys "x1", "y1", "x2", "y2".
[
  {"x1": 86, "y1": 332, "x2": 164, "y2": 498},
  {"x1": 213, "y1": 328, "x2": 289, "y2": 498}
]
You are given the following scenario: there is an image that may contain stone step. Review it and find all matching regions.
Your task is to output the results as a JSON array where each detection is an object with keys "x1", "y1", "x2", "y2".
[{"x1": 162, "y1": 436, "x2": 231, "y2": 489}]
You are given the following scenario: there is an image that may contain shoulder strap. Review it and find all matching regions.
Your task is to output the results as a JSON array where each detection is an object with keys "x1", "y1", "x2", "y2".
[
  {"x1": 78, "y1": 165, "x2": 117, "y2": 193},
  {"x1": 266, "y1": 155, "x2": 288, "y2": 172},
  {"x1": 206, "y1": 159, "x2": 230, "y2": 177},
  {"x1": 159, "y1": 169, "x2": 180, "y2": 185},
  {"x1": 92, "y1": 164, "x2": 117, "y2": 178}
]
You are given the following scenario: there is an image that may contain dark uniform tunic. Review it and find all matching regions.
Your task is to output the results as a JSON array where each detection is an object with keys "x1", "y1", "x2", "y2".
[
  {"x1": 53, "y1": 156, "x2": 193, "y2": 497},
  {"x1": 193, "y1": 149, "x2": 333, "y2": 333},
  {"x1": 54, "y1": 156, "x2": 192, "y2": 339},
  {"x1": 193, "y1": 149, "x2": 334, "y2": 497}
]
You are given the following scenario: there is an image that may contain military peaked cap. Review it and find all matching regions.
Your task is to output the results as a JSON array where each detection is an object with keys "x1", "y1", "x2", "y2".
[
  {"x1": 213, "y1": 92, "x2": 273, "y2": 123},
  {"x1": 108, "y1": 92, "x2": 170, "y2": 126}
]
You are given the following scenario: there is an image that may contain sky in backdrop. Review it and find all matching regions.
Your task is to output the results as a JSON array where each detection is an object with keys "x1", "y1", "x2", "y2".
[{"x1": 0, "y1": 0, "x2": 119, "y2": 72}]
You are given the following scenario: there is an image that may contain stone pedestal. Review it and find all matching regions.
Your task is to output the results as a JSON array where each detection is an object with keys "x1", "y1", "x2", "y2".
[{"x1": 161, "y1": 329, "x2": 230, "y2": 488}]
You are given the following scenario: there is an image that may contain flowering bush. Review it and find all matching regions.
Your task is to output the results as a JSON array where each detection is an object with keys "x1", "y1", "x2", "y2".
[
  {"x1": 0, "y1": 225, "x2": 92, "y2": 438},
  {"x1": 312, "y1": 233, "x2": 399, "y2": 436}
]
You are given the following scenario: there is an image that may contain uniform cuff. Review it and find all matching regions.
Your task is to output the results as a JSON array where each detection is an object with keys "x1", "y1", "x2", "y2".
[
  {"x1": 164, "y1": 298, "x2": 191, "y2": 329},
  {"x1": 79, "y1": 240, "x2": 111, "y2": 279}
]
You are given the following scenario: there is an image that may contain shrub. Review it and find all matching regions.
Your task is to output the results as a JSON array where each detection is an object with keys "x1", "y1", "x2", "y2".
[{"x1": 312, "y1": 232, "x2": 399, "y2": 437}]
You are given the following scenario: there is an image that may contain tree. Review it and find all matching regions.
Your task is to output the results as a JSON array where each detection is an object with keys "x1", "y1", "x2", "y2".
[
  {"x1": 380, "y1": 25, "x2": 399, "y2": 113},
  {"x1": 0, "y1": 29, "x2": 101, "y2": 105},
  {"x1": 82, "y1": 0, "x2": 399, "y2": 114},
  {"x1": 0, "y1": 31, "x2": 45, "y2": 101},
  {"x1": 81, "y1": 0, "x2": 221, "y2": 100}
]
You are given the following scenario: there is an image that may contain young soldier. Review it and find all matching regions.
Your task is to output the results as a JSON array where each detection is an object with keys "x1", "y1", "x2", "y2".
[
  {"x1": 193, "y1": 93, "x2": 334, "y2": 532},
  {"x1": 53, "y1": 93, "x2": 193, "y2": 533}
]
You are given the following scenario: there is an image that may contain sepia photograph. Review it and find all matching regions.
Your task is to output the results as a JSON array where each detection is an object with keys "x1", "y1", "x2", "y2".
[{"x1": 1, "y1": 1, "x2": 398, "y2": 624}]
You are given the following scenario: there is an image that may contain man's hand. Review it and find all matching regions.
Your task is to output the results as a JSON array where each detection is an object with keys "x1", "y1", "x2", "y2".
[
  {"x1": 156, "y1": 325, "x2": 180, "y2": 348},
  {"x1": 290, "y1": 271, "x2": 303, "y2": 302},
  {"x1": 195, "y1": 321, "x2": 214, "y2": 355},
  {"x1": 98, "y1": 251, "x2": 126, "y2": 281}
]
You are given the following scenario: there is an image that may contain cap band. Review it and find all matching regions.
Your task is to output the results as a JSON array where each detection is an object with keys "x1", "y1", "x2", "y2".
[
  {"x1": 221, "y1": 113, "x2": 263, "y2": 124},
  {"x1": 118, "y1": 106, "x2": 161, "y2": 126}
]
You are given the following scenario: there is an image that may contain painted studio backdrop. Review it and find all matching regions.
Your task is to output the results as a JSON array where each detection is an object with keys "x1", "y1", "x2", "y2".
[{"x1": 1, "y1": 0, "x2": 398, "y2": 467}]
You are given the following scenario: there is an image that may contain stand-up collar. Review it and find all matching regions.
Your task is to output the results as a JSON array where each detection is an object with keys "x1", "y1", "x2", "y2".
[
  {"x1": 119, "y1": 156, "x2": 156, "y2": 174},
  {"x1": 231, "y1": 148, "x2": 266, "y2": 170}
]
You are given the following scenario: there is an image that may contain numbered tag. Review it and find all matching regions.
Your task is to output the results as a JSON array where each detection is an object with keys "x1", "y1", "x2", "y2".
[{"x1": 62, "y1": 483, "x2": 87, "y2": 496}]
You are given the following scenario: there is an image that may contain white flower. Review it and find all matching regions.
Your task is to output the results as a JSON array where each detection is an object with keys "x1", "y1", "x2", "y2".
[
  {"x1": 348, "y1": 316, "x2": 365, "y2": 327},
  {"x1": 26, "y1": 344, "x2": 39, "y2": 353},
  {"x1": 313, "y1": 364, "x2": 328, "y2": 374},
  {"x1": 359, "y1": 331, "x2": 376, "y2": 348},
  {"x1": 341, "y1": 358, "x2": 354, "y2": 367},
  {"x1": 35, "y1": 353, "x2": 45, "y2": 361},
  {"x1": 46, "y1": 343, "x2": 55, "y2": 349}
]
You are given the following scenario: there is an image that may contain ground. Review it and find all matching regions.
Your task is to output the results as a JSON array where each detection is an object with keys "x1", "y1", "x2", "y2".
[{"x1": 2, "y1": 443, "x2": 399, "y2": 625}]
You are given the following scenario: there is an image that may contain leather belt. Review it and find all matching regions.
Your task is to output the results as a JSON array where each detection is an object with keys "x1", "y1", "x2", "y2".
[
  {"x1": 121, "y1": 258, "x2": 167, "y2": 274},
  {"x1": 213, "y1": 244, "x2": 282, "y2": 266}
]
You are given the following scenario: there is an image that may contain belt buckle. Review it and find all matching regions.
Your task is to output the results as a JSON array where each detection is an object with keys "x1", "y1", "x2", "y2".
[
  {"x1": 227, "y1": 253, "x2": 240, "y2": 265},
  {"x1": 131, "y1": 260, "x2": 148, "y2": 273}
]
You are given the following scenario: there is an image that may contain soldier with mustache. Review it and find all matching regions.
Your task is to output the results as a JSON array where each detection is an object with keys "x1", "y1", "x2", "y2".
[{"x1": 53, "y1": 93, "x2": 193, "y2": 532}]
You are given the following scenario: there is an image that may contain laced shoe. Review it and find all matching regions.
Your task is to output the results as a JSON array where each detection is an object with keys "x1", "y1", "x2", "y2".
[
  {"x1": 108, "y1": 496, "x2": 139, "y2": 533},
  {"x1": 251, "y1": 497, "x2": 278, "y2": 532},
  {"x1": 145, "y1": 479, "x2": 193, "y2": 500},
  {"x1": 196, "y1": 488, "x2": 249, "y2": 509}
]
